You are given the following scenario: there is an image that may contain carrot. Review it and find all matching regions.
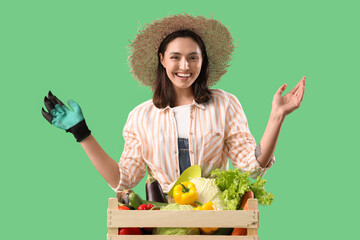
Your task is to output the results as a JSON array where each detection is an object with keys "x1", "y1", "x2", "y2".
[{"x1": 232, "y1": 191, "x2": 254, "y2": 236}]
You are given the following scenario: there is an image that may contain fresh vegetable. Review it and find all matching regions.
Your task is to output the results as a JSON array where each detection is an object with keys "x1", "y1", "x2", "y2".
[
  {"x1": 128, "y1": 192, "x2": 168, "y2": 210},
  {"x1": 232, "y1": 191, "x2": 254, "y2": 236},
  {"x1": 212, "y1": 228, "x2": 234, "y2": 235},
  {"x1": 173, "y1": 182, "x2": 198, "y2": 206},
  {"x1": 249, "y1": 176, "x2": 274, "y2": 206},
  {"x1": 160, "y1": 203, "x2": 194, "y2": 210},
  {"x1": 116, "y1": 189, "x2": 134, "y2": 205},
  {"x1": 118, "y1": 228, "x2": 143, "y2": 235},
  {"x1": 211, "y1": 169, "x2": 273, "y2": 210},
  {"x1": 190, "y1": 177, "x2": 227, "y2": 210},
  {"x1": 153, "y1": 203, "x2": 200, "y2": 235},
  {"x1": 193, "y1": 201, "x2": 218, "y2": 234},
  {"x1": 168, "y1": 165, "x2": 201, "y2": 197},
  {"x1": 146, "y1": 175, "x2": 167, "y2": 203},
  {"x1": 211, "y1": 169, "x2": 251, "y2": 210},
  {"x1": 138, "y1": 204, "x2": 154, "y2": 210},
  {"x1": 193, "y1": 201, "x2": 216, "y2": 210},
  {"x1": 118, "y1": 205, "x2": 130, "y2": 210}
]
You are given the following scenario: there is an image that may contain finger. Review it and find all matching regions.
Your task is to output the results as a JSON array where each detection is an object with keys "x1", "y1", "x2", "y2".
[
  {"x1": 55, "y1": 103, "x2": 65, "y2": 114},
  {"x1": 289, "y1": 76, "x2": 305, "y2": 95},
  {"x1": 295, "y1": 77, "x2": 306, "y2": 91},
  {"x1": 276, "y1": 84, "x2": 287, "y2": 96},
  {"x1": 68, "y1": 99, "x2": 81, "y2": 113},
  {"x1": 41, "y1": 107, "x2": 53, "y2": 123},
  {"x1": 61, "y1": 103, "x2": 71, "y2": 113},
  {"x1": 299, "y1": 85, "x2": 305, "y2": 102},
  {"x1": 48, "y1": 91, "x2": 64, "y2": 106},
  {"x1": 44, "y1": 96, "x2": 55, "y2": 112},
  {"x1": 295, "y1": 86, "x2": 305, "y2": 103}
]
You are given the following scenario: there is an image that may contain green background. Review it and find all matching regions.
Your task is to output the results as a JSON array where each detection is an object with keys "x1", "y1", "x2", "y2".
[{"x1": 1, "y1": 0, "x2": 359, "y2": 239}]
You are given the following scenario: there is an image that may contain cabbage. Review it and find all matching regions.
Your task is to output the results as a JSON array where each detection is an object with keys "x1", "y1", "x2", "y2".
[
  {"x1": 190, "y1": 177, "x2": 227, "y2": 210},
  {"x1": 160, "y1": 203, "x2": 194, "y2": 211},
  {"x1": 153, "y1": 203, "x2": 200, "y2": 235}
]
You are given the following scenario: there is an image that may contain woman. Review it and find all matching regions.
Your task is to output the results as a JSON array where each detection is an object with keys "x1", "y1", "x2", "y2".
[{"x1": 41, "y1": 14, "x2": 305, "y2": 194}]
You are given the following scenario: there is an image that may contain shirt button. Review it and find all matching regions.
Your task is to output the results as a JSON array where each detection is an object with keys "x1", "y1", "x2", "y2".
[
  {"x1": 175, "y1": 150, "x2": 177, "y2": 154},
  {"x1": 189, "y1": 132, "x2": 193, "y2": 135},
  {"x1": 216, "y1": 133, "x2": 220, "y2": 136},
  {"x1": 189, "y1": 150, "x2": 193, "y2": 154}
]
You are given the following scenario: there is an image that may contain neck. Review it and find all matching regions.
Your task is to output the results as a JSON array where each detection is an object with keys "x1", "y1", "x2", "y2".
[{"x1": 173, "y1": 87, "x2": 194, "y2": 107}]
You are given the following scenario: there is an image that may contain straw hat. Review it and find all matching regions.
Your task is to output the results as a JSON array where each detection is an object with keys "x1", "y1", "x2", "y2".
[{"x1": 128, "y1": 13, "x2": 235, "y2": 88}]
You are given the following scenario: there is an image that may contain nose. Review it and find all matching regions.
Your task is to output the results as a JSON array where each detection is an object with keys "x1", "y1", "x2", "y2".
[{"x1": 179, "y1": 58, "x2": 189, "y2": 70}]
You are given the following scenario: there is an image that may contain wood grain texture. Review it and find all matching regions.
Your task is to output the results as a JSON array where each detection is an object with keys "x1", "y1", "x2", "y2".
[
  {"x1": 107, "y1": 235, "x2": 258, "y2": 240},
  {"x1": 107, "y1": 198, "x2": 259, "y2": 238}
]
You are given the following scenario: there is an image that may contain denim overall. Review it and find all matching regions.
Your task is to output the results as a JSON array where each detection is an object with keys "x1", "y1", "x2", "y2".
[
  {"x1": 164, "y1": 138, "x2": 191, "y2": 201},
  {"x1": 178, "y1": 138, "x2": 191, "y2": 174}
]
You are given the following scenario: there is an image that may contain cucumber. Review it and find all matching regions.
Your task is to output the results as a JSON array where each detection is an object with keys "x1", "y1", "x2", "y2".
[{"x1": 128, "y1": 192, "x2": 168, "y2": 209}]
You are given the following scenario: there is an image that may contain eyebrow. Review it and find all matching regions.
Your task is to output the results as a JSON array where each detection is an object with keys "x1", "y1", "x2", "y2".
[{"x1": 169, "y1": 52, "x2": 200, "y2": 55}]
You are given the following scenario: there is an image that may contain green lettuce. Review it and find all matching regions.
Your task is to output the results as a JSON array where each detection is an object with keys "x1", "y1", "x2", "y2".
[
  {"x1": 250, "y1": 177, "x2": 274, "y2": 206},
  {"x1": 210, "y1": 169, "x2": 273, "y2": 210}
]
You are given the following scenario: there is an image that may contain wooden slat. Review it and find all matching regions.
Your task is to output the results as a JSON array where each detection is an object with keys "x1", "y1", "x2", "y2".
[
  {"x1": 108, "y1": 198, "x2": 119, "y2": 236},
  {"x1": 107, "y1": 209, "x2": 259, "y2": 228},
  {"x1": 107, "y1": 198, "x2": 259, "y2": 238},
  {"x1": 107, "y1": 235, "x2": 258, "y2": 240},
  {"x1": 247, "y1": 199, "x2": 258, "y2": 236}
]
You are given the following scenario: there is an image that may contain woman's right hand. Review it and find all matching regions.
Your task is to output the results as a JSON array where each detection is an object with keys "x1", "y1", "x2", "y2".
[{"x1": 41, "y1": 91, "x2": 91, "y2": 142}]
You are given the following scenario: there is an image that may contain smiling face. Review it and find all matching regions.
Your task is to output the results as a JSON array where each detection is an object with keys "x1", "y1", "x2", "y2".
[{"x1": 159, "y1": 37, "x2": 203, "y2": 95}]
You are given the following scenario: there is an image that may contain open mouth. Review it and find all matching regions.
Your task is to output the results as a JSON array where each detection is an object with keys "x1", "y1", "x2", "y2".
[{"x1": 175, "y1": 73, "x2": 192, "y2": 79}]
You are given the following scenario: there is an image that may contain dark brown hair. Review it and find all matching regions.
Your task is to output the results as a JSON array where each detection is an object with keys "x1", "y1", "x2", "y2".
[{"x1": 153, "y1": 30, "x2": 211, "y2": 108}]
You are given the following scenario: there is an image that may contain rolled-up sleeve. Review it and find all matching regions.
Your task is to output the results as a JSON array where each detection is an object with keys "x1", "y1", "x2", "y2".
[
  {"x1": 110, "y1": 110, "x2": 146, "y2": 192},
  {"x1": 224, "y1": 93, "x2": 275, "y2": 179}
]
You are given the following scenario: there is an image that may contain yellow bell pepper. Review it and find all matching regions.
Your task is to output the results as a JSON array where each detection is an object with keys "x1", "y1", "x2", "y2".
[
  {"x1": 173, "y1": 182, "x2": 198, "y2": 206},
  {"x1": 193, "y1": 201, "x2": 218, "y2": 234}
]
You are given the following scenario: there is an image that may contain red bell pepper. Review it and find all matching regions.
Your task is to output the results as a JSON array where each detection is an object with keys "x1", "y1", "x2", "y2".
[
  {"x1": 137, "y1": 203, "x2": 158, "y2": 231},
  {"x1": 137, "y1": 203, "x2": 154, "y2": 210}
]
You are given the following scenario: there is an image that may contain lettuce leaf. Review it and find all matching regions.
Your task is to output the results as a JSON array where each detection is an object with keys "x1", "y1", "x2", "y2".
[
  {"x1": 211, "y1": 169, "x2": 273, "y2": 209},
  {"x1": 250, "y1": 177, "x2": 274, "y2": 206}
]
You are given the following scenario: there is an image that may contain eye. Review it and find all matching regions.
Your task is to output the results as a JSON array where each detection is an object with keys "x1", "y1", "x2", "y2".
[
  {"x1": 190, "y1": 56, "x2": 199, "y2": 60},
  {"x1": 170, "y1": 56, "x2": 178, "y2": 59}
]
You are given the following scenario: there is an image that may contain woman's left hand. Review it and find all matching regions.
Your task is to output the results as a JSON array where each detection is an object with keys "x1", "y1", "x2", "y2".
[{"x1": 272, "y1": 76, "x2": 306, "y2": 116}]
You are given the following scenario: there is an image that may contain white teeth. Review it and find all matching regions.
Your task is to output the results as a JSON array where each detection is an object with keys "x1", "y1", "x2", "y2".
[{"x1": 176, "y1": 73, "x2": 191, "y2": 77}]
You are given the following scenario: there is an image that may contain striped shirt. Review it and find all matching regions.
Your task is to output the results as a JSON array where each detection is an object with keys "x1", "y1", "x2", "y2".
[{"x1": 111, "y1": 89, "x2": 275, "y2": 193}]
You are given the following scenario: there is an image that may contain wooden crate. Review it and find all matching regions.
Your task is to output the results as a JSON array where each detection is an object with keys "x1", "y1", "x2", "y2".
[{"x1": 107, "y1": 198, "x2": 259, "y2": 239}]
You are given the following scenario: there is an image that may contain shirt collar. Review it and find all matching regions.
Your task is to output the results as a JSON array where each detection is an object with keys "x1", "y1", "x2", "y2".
[{"x1": 161, "y1": 99, "x2": 205, "y2": 112}]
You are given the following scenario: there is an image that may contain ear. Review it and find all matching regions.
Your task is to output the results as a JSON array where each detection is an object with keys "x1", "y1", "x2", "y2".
[{"x1": 159, "y1": 53, "x2": 166, "y2": 68}]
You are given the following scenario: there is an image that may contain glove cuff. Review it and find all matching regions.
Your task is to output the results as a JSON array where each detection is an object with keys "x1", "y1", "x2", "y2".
[{"x1": 66, "y1": 119, "x2": 91, "y2": 142}]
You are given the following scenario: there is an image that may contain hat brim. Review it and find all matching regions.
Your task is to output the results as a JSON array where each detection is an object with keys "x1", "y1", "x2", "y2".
[{"x1": 128, "y1": 13, "x2": 235, "y2": 88}]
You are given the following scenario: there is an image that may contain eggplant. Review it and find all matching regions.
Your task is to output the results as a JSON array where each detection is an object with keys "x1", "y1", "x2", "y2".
[
  {"x1": 145, "y1": 175, "x2": 167, "y2": 203},
  {"x1": 116, "y1": 189, "x2": 134, "y2": 204}
]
